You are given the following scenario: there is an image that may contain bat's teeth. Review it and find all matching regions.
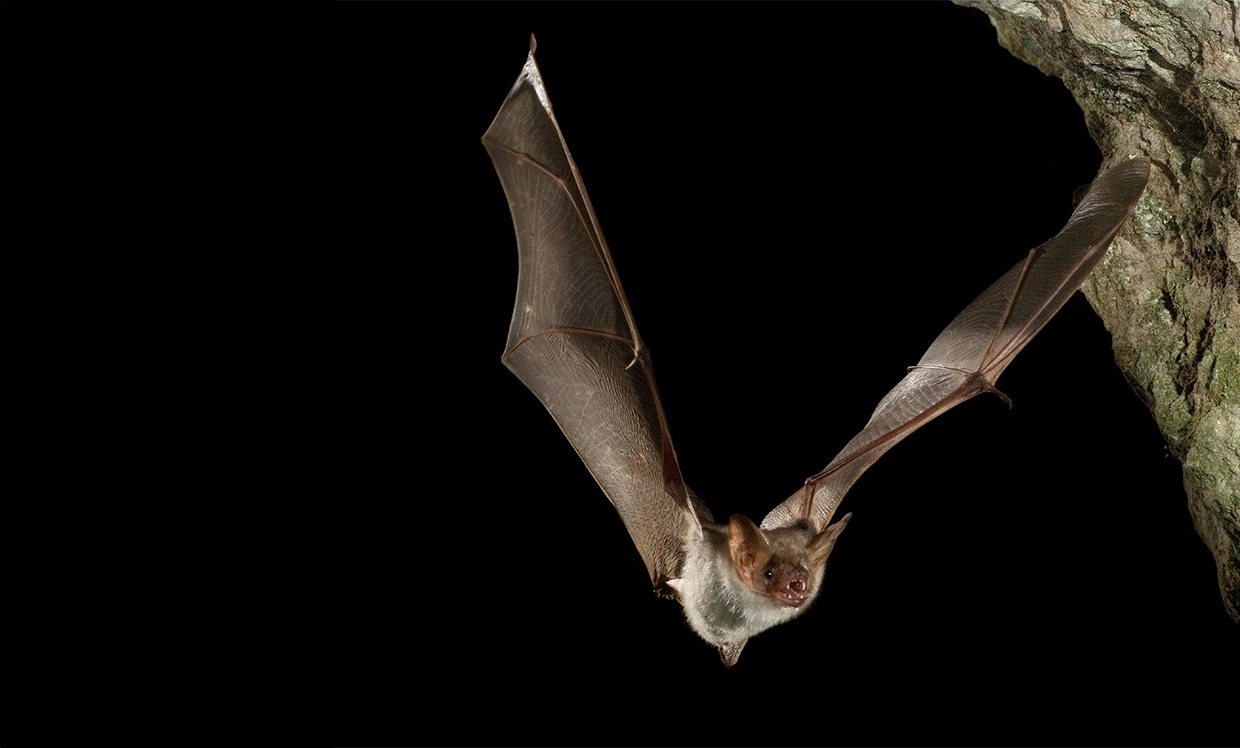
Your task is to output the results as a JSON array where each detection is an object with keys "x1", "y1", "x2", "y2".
[{"x1": 780, "y1": 577, "x2": 810, "y2": 606}]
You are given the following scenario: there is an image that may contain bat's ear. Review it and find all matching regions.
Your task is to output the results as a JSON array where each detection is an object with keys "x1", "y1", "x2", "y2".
[
  {"x1": 808, "y1": 512, "x2": 853, "y2": 567},
  {"x1": 727, "y1": 514, "x2": 771, "y2": 578}
]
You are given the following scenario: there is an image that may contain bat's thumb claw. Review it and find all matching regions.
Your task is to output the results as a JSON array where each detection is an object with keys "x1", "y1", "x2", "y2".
[{"x1": 988, "y1": 383, "x2": 1013, "y2": 409}]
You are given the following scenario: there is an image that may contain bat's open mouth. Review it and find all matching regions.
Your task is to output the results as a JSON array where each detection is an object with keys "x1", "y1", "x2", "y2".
[{"x1": 777, "y1": 577, "x2": 809, "y2": 606}]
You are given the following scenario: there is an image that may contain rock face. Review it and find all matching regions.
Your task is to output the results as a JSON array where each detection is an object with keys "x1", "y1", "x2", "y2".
[{"x1": 955, "y1": 0, "x2": 1240, "y2": 622}]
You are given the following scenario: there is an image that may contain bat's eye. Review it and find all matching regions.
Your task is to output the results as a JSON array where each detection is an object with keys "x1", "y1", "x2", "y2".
[{"x1": 764, "y1": 567, "x2": 775, "y2": 580}]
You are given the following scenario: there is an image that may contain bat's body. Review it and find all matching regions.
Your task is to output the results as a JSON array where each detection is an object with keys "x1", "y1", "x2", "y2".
[
  {"x1": 483, "y1": 39, "x2": 1150, "y2": 666},
  {"x1": 674, "y1": 515, "x2": 849, "y2": 660}
]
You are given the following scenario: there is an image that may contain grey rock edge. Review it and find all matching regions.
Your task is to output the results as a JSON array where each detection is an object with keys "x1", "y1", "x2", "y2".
[{"x1": 955, "y1": 0, "x2": 1240, "y2": 623}]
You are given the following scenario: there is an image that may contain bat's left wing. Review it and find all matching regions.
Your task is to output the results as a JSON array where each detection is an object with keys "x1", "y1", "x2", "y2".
[{"x1": 762, "y1": 157, "x2": 1151, "y2": 532}]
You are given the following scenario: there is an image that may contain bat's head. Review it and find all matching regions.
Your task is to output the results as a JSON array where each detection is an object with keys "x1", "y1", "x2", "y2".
[{"x1": 727, "y1": 513, "x2": 851, "y2": 608}]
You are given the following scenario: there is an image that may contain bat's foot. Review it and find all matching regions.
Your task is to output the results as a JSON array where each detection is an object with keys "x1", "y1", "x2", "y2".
[{"x1": 717, "y1": 639, "x2": 747, "y2": 668}]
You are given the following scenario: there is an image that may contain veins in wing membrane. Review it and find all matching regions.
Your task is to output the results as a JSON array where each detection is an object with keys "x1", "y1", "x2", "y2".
[{"x1": 504, "y1": 326, "x2": 636, "y2": 359}]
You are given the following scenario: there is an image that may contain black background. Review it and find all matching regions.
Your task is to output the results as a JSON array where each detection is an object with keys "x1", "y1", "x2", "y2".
[{"x1": 5, "y1": 4, "x2": 1238, "y2": 746}]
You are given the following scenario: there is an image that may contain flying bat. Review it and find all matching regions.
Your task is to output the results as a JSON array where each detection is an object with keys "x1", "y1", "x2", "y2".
[{"x1": 482, "y1": 39, "x2": 1151, "y2": 666}]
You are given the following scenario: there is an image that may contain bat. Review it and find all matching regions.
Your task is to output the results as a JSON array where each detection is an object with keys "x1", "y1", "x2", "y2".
[{"x1": 482, "y1": 39, "x2": 1151, "y2": 666}]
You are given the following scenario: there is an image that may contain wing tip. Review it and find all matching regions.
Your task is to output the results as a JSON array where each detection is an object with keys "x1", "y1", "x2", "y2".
[
  {"x1": 1126, "y1": 154, "x2": 1152, "y2": 172},
  {"x1": 1100, "y1": 155, "x2": 1152, "y2": 199},
  {"x1": 482, "y1": 36, "x2": 552, "y2": 144},
  {"x1": 519, "y1": 39, "x2": 550, "y2": 113}
]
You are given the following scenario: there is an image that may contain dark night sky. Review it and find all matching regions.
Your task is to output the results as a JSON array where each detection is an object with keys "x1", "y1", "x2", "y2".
[{"x1": 5, "y1": 4, "x2": 1238, "y2": 746}]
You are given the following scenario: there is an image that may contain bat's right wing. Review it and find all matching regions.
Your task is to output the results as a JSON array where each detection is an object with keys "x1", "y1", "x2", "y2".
[
  {"x1": 762, "y1": 157, "x2": 1151, "y2": 532},
  {"x1": 483, "y1": 41, "x2": 701, "y2": 593}
]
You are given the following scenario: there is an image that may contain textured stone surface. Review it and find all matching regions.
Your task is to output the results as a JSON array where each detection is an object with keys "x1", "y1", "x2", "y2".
[{"x1": 956, "y1": 0, "x2": 1240, "y2": 621}]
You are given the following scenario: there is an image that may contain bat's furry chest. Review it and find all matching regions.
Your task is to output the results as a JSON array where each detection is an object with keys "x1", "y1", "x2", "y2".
[{"x1": 675, "y1": 525, "x2": 817, "y2": 647}]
